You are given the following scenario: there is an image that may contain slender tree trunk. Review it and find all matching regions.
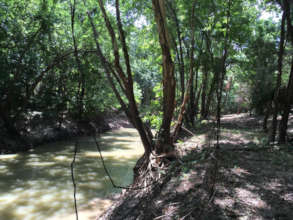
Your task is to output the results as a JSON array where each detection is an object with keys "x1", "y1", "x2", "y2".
[
  {"x1": 187, "y1": 32, "x2": 204, "y2": 125},
  {"x1": 263, "y1": 102, "x2": 271, "y2": 132},
  {"x1": 201, "y1": 64, "x2": 208, "y2": 118},
  {"x1": 172, "y1": 1, "x2": 197, "y2": 141},
  {"x1": 168, "y1": 3, "x2": 185, "y2": 102},
  {"x1": 188, "y1": 72, "x2": 195, "y2": 124},
  {"x1": 185, "y1": 74, "x2": 194, "y2": 126},
  {"x1": 70, "y1": 0, "x2": 85, "y2": 120},
  {"x1": 195, "y1": 84, "x2": 203, "y2": 115},
  {"x1": 216, "y1": 0, "x2": 231, "y2": 147},
  {"x1": 279, "y1": 59, "x2": 293, "y2": 143},
  {"x1": 270, "y1": 11, "x2": 286, "y2": 142},
  {"x1": 204, "y1": 70, "x2": 219, "y2": 118},
  {"x1": 152, "y1": 0, "x2": 176, "y2": 152},
  {"x1": 188, "y1": 62, "x2": 201, "y2": 124},
  {"x1": 201, "y1": 31, "x2": 215, "y2": 119},
  {"x1": 279, "y1": 0, "x2": 293, "y2": 143}
]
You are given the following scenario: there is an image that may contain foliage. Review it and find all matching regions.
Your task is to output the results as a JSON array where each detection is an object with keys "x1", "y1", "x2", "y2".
[{"x1": 0, "y1": 0, "x2": 291, "y2": 146}]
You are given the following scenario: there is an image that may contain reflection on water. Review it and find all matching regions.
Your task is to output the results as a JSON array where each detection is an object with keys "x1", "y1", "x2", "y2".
[{"x1": 0, "y1": 128, "x2": 143, "y2": 220}]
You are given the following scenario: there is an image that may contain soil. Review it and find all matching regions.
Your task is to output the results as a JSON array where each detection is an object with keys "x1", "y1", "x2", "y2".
[{"x1": 99, "y1": 113, "x2": 293, "y2": 220}]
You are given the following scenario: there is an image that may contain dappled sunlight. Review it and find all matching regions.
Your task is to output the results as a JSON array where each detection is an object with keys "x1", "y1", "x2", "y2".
[
  {"x1": 221, "y1": 113, "x2": 249, "y2": 120},
  {"x1": 0, "y1": 128, "x2": 143, "y2": 220},
  {"x1": 218, "y1": 128, "x2": 266, "y2": 148},
  {"x1": 230, "y1": 167, "x2": 251, "y2": 177},
  {"x1": 235, "y1": 188, "x2": 269, "y2": 209},
  {"x1": 214, "y1": 197, "x2": 235, "y2": 209},
  {"x1": 210, "y1": 148, "x2": 293, "y2": 219}
]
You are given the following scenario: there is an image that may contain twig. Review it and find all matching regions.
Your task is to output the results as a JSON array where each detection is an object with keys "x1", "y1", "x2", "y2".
[{"x1": 71, "y1": 141, "x2": 79, "y2": 220}]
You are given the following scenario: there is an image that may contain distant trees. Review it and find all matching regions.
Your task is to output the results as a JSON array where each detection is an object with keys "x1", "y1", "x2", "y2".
[
  {"x1": 0, "y1": 0, "x2": 56, "y2": 136},
  {"x1": 0, "y1": 0, "x2": 116, "y2": 138}
]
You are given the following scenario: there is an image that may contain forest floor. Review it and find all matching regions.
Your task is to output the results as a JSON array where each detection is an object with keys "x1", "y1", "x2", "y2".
[{"x1": 100, "y1": 113, "x2": 293, "y2": 220}]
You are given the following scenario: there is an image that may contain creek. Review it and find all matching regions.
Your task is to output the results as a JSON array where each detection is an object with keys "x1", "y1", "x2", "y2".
[{"x1": 0, "y1": 128, "x2": 143, "y2": 220}]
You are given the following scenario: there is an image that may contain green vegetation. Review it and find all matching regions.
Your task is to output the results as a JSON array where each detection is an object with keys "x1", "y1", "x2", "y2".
[
  {"x1": 1, "y1": 0, "x2": 293, "y2": 168},
  {"x1": 1, "y1": 1, "x2": 293, "y2": 217},
  {"x1": 1, "y1": 1, "x2": 292, "y2": 150}
]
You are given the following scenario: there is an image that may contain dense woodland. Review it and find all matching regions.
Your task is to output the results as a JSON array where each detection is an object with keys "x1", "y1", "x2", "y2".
[
  {"x1": 1, "y1": 0, "x2": 292, "y2": 149},
  {"x1": 1, "y1": 0, "x2": 293, "y2": 219}
]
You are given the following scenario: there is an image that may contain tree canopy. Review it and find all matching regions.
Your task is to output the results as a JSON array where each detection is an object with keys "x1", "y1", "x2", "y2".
[{"x1": 0, "y1": 0, "x2": 292, "y2": 153}]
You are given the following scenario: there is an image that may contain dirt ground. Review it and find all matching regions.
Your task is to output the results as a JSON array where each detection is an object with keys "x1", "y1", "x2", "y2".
[{"x1": 99, "y1": 114, "x2": 293, "y2": 220}]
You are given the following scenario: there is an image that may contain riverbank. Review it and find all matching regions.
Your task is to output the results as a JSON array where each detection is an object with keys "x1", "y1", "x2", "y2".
[
  {"x1": 99, "y1": 114, "x2": 293, "y2": 220},
  {"x1": 0, "y1": 112, "x2": 132, "y2": 154}
]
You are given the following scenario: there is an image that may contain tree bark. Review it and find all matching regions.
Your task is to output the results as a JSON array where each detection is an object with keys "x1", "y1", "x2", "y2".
[
  {"x1": 168, "y1": 2, "x2": 185, "y2": 102},
  {"x1": 270, "y1": 11, "x2": 285, "y2": 142},
  {"x1": 188, "y1": 60, "x2": 201, "y2": 124},
  {"x1": 279, "y1": 0, "x2": 293, "y2": 143},
  {"x1": 201, "y1": 32, "x2": 215, "y2": 119},
  {"x1": 172, "y1": 1, "x2": 197, "y2": 141},
  {"x1": 152, "y1": 0, "x2": 176, "y2": 152},
  {"x1": 204, "y1": 69, "x2": 219, "y2": 118},
  {"x1": 201, "y1": 64, "x2": 208, "y2": 118},
  {"x1": 279, "y1": 59, "x2": 293, "y2": 143},
  {"x1": 216, "y1": 0, "x2": 231, "y2": 147}
]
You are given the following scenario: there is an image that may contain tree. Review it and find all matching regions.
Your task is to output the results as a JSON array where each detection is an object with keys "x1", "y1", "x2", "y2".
[
  {"x1": 270, "y1": 10, "x2": 286, "y2": 142},
  {"x1": 0, "y1": 0, "x2": 57, "y2": 136},
  {"x1": 278, "y1": 0, "x2": 293, "y2": 143},
  {"x1": 82, "y1": 0, "x2": 179, "y2": 178}
]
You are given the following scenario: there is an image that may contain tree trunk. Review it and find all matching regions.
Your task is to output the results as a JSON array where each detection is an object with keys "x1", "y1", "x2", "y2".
[
  {"x1": 187, "y1": 62, "x2": 201, "y2": 124},
  {"x1": 70, "y1": 0, "x2": 86, "y2": 120},
  {"x1": 152, "y1": 0, "x2": 176, "y2": 152},
  {"x1": 215, "y1": 0, "x2": 231, "y2": 147},
  {"x1": 270, "y1": 11, "x2": 285, "y2": 142},
  {"x1": 279, "y1": 59, "x2": 293, "y2": 143},
  {"x1": 168, "y1": 3, "x2": 185, "y2": 102},
  {"x1": 201, "y1": 64, "x2": 208, "y2": 119},
  {"x1": 204, "y1": 69, "x2": 219, "y2": 118},
  {"x1": 263, "y1": 102, "x2": 271, "y2": 132},
  {"x1": 85, "y1": 0, "x2": 177, "y2": 181},
  {"x1": 172, "y1": 1, "x2": 197, "y2": 141},
  {"x1": 279, "y1": 0, "x2": 293, "y2": 143}
]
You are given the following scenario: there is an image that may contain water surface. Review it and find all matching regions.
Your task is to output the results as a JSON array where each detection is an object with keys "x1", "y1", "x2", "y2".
[{"x1": 0, "y1": 128, "x2": 143, "y2": 220}]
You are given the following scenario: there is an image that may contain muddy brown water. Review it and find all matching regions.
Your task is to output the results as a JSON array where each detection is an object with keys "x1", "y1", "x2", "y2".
[{"x1": 0, "y1": 128, "x2": 143, "y2": 220}]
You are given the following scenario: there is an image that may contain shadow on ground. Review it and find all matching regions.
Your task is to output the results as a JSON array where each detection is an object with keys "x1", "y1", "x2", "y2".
[{"x1": 99, "y1": 113, "x2": 293, "y2": 220}]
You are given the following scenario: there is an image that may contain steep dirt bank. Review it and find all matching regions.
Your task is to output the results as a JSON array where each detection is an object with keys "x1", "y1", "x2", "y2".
[
  {"x1": 99, "y1": 114, "x2": 293, "y2": 220},
  {"x1": 0, "y1": 113, "x2": 131, "y2": 154}
]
